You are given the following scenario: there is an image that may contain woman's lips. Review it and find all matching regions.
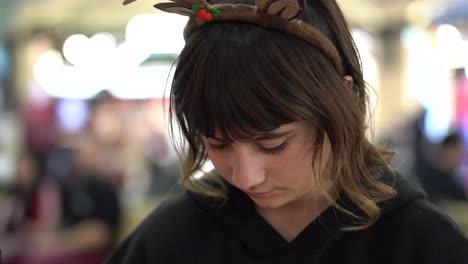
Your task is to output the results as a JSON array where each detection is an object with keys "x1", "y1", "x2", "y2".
[{"x1": 246, "y1": 191, "x2": 273, "y2": 198}]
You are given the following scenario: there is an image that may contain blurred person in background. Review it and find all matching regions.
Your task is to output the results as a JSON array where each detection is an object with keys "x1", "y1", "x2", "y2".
[
  {"x1": 106, "y1": 0, "x2": 468, "y2": 263},
  {"x1": 22, "y1": 90, "x2": 56, "y2": 178},
  {"x1": 384, "y1": 109, "x2": 467, "y2": 205},
  {"x1": 0, "y1": 151, "x2": 61, "y2": 263},
  {"x1": 6, "y1": 136, "x2": 121, "y2": 264},
  {"x1": 145, "y1": 121, "x2": 180, "y2": 198},
  {"x1": 418, "y1": 132, "x2": 467, "y2": 205}
]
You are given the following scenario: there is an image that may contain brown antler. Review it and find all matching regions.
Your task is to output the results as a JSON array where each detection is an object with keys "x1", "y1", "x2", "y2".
[
  {"x1": 124, "y1": 0, "x2": 202, "y2": 6},
  {"x1": 123, "y1": 0, "x2": 138, "y2": 5},
  {"x1": 154, "y1": 0, "x2": 214, "y2": 18},
  {"x1": 261, "y1": 0, "x2": 304, "y2": 20},
  {"x1": 256, "y1": 0, "x2": 269, "y2": 10},
  {"x1": 154, "y1": 2, "x2": 194, "y2": 16}
]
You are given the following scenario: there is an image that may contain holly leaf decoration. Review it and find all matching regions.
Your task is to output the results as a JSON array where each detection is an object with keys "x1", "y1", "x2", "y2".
[
  {"x1": 192, "y1": 4, "x2": 205, "y2": 13},
  {"x1": 208, "y1": 7, "x2": 221, "y2": 18}
]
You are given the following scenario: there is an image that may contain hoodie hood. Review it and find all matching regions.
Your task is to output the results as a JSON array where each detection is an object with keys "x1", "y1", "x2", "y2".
[{"x1": 377, "y1": 169, "x2": 427, "y2": 218}]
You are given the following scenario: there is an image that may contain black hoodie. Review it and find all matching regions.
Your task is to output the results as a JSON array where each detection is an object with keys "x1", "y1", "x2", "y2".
[{"x1": 105, "y1": 172, "x2": 468, "y2": 263}]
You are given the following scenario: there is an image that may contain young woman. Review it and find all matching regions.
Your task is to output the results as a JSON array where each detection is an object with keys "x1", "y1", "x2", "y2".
[{"x1": 106, "y1": 0, "x2": 468, "y2": 263}]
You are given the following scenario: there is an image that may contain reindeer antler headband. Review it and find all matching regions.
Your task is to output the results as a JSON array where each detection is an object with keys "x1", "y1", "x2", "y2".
[{"x1": 123, "y1": 0, "x2": 344, "y2": 74}]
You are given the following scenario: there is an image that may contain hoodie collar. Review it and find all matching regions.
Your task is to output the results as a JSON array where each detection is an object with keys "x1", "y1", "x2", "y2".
[{"x1": 188, "y1": 170, "x2": 426, "y2": 257}]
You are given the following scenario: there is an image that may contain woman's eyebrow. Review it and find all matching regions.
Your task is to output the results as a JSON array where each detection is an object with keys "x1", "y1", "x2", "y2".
[{"x1": 251, "y1": 130, "x2": 293, "y2": 141}]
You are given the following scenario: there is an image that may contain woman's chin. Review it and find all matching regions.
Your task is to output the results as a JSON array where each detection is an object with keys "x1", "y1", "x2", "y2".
[{"x1": 250, "y1": 195, "x2": 288, "y2": 210}]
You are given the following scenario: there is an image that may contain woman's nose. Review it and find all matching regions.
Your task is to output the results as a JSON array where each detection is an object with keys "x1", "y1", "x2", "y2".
[{"x1": 231, "y1": 146, "x2": 266, "y2": 190}]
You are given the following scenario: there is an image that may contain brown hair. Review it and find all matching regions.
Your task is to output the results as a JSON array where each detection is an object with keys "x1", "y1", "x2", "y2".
[{"x1": 169, "y1": 0, "x2": 396, "y2": 230}]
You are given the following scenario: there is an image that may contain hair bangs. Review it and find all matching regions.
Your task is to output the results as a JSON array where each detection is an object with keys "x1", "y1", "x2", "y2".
[
  {"x1": 201, "y1": 73, "x2": 294, "y2": 142},
  {"x1": 175, "y1": 22, "x2": 317, "y2": 141}
]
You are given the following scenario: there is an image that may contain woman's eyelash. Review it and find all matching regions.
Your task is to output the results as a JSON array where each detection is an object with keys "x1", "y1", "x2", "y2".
[
  {"x1": 260, "y1": 140, "x2": 289, "y2": 155},
  {"x1": 206, "y1": 140, "x2": 289, "y2": 155},
  {"x1": 207, "y1": 142, "x2": 229, "y2": 152}
]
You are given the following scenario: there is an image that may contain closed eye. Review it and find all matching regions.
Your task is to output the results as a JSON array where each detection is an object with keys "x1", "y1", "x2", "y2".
[
  {"x1": 205, "y1": 138, "x2": 290, "y2": 155},
  {"x1": 259, "y1": 140, "x2": 289, "y2": 155},
  {"x1": 206, "y1": 141, "x2": 230, "y2": 152}
]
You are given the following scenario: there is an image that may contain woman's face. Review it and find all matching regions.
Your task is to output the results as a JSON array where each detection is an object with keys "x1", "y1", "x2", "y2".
[{"x1": 202, "y1": 122, "x2": 333, "y2": 209}]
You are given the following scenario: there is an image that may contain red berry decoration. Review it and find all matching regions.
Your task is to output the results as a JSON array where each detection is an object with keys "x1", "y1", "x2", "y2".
[
  {"x1": 204, "y1": 11, "x2": 213, "y2": 21},
  {"x1": 197, "y1": 9, "x2": 208, "y2": 22},
  {"x1": 196, "y1": 8, "x2": 214, "y2": 23}
]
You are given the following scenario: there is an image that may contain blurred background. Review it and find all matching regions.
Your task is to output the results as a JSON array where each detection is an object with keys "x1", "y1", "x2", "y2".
[{"x1": 0, "y1": 0, "x2": 467, "y2": 263}]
